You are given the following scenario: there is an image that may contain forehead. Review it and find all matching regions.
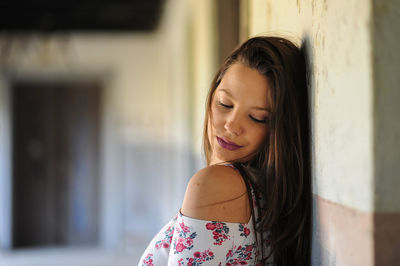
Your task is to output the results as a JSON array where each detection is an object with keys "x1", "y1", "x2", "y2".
[{"x1": 216, "y1": 63, "x2": 270, "y2": 107}]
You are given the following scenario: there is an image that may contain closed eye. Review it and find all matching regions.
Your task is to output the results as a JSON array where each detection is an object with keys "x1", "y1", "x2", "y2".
[
  {"x1": 249, "y1": 115, "x2": 267, "y2": 124},
  {"x1": 218, "y1": 101, "x2": 233, "y2": 109}
]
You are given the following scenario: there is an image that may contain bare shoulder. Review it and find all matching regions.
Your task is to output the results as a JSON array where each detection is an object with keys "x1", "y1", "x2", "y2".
[{"x1": 181, "y1": 164, "x2": 251, "y2": 223}]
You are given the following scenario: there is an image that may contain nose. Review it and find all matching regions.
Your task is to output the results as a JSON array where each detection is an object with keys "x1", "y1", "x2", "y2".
[{"x1": 224, "y1": 115, "x2": 243, "y2": 136}]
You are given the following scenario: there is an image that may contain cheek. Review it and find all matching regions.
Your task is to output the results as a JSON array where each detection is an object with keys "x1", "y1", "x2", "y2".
[
  {"x1": 250, "y1": 128, "x2": 268, "y2": 148},
  {"x1": 210, "y1": 108, "x2": 225, "y2": 129}
]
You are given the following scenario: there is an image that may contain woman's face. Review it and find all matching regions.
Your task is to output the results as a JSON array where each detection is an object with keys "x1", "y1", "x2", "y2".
[{"x1": 209, "y1": 63, "x2": 271, "y2": 164}]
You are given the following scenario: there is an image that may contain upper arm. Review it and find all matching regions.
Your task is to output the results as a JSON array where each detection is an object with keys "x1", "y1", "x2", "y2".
[{"x1": 181, "y1": 165, "x2": 251, "y2": 223}]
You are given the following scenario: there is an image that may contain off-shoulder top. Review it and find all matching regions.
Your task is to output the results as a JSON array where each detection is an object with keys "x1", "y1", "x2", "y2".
[{"x1": 138, "y1": 168, "x2": 272, "y2": 265}]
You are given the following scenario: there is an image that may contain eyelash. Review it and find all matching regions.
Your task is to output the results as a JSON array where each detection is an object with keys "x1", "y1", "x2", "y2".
[
  {"x1": 218, "y1": 102, "x2": 232, "y2": 109},
  {"x1": 218, "y1": 101, "x2": 267, "y2": 124},
  {"x1": 250, "y1": 116, "x2": 267, "y2": 124}
]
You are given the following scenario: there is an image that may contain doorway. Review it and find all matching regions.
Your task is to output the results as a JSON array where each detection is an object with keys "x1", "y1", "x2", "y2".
[{"x1": 11, "y1": 79, "x2": 102, "y2": 248}]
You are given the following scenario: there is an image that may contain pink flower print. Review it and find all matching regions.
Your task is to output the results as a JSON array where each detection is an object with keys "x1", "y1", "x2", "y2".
[
  {"x1": 142, "y1": 253, "x2": 154, "y2": 266},
  {"x1": 194, "y1": 251, "x2": 201, "y2": 258},
  {"x1": 212, "y1": 231, "x2": 219, "y2": 239},
  {"x1": 206, "y1": 223, "x2": 216, "y2": 230},
  {"x1": 180, "y1": 222, "x2": 190, "y2": 233},
  {"x1": 181, "y1": 249, "x2": 216, "y2": 264},
  {"x1": 173, "y1": 221, "x2": 197, "y2": 254},
  {"x1": 227, "y1": 258, "x2": 248, "y2": 265},
  {"x1": 154, "y1": 224, "x2": 175, "y2": 249},
  {"x1": 239, "y1": 224, "x2": 251, "y2": 238},
  {"x1": 226, "y1": 244, "x2": 255, "y2": 265},
  {"x1": 226, "y1": 249, "x2": 234, "y2": 258},
  {"x1": 206, "y1": 221, "x2": 230, "y2": 245},
  {"x1": 176, "y1": 242, "x2": 185, "y2": 252},
  {"x1": 185, "y1": 237, "x2": 193, "y2": 246}
]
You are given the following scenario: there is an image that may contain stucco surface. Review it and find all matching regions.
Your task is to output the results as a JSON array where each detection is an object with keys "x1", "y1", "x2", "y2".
[
  {"x1": 312, "y1": 196, "x2": 374, "y2": 266},
  {"x1": 248, "y1": 0, "x2": 374, "y2": 212}
]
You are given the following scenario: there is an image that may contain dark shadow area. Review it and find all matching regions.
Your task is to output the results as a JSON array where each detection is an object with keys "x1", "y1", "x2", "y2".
[
  {"x1": 0, "y1": 0, "x2": 165, "y2": 32},
  {"x1": 216, "y1": 0, "x2": 240, "y2": 65},
  {"x1": 11, "y1": 79, "x2": 102, "y2": 248},
  {"x1": 372, "y1": 0, "x2": 400, "y2": 265},
  {"x1": 302, "y1": 34, "x2": 334, "y2": 266},
  {"x1": 300, "y1": 34, "x2": 313, "y2": 266}
]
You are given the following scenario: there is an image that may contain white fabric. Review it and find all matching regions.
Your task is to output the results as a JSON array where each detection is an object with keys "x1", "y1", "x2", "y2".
[{"x1": 138, "y1": 185, "x2": 272, "y2": 265}]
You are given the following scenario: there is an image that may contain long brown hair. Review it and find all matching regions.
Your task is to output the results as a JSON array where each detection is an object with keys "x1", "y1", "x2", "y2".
[{"x1": 203, "y1": 36, "x2": 311, "y2": 266}]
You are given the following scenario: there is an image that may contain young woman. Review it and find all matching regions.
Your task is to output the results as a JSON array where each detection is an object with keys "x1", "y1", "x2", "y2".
[{"x1": 139, "y1": 36, "x2": 311, "y2": 266}]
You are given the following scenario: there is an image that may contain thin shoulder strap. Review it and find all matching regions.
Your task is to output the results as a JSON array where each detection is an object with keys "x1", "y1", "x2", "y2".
[{"x1": 224, "y1": 163, "x2": 235, "y2": 169}]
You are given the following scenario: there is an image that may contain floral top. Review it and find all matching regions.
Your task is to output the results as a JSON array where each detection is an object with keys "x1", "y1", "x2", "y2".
[{"x1": 138, "y1": 176, "x2": 272, "y2": 265}]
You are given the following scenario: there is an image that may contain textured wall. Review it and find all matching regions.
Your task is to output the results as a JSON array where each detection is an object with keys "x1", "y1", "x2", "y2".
[
  {"x1": 247, "y1": 0, "x2": 400, "y2": 265},
  {"x1": 249, "y1": 0, "x2": 374, "y2": 213},
  {"x1": 247, "y1": 0, "x2": 376, "y2": 265}
]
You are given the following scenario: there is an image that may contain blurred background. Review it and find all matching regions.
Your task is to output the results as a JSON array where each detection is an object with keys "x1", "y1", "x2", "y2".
[
  {"x1": 1, "y1": 0, "x2": 399, "y2": 265},
  {"x1": 0, "y1": 0, "x2": 243, "y2": 265}
]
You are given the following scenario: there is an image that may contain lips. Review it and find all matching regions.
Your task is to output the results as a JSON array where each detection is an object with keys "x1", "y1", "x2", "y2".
[{"x1": 216, "y1": 136, "x2": 243, "y2": 151}]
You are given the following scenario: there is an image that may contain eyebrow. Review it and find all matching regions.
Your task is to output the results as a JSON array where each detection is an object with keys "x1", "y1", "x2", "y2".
[{"x1": 219, "y1": 88, "x2": 271, "y2": 113}]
